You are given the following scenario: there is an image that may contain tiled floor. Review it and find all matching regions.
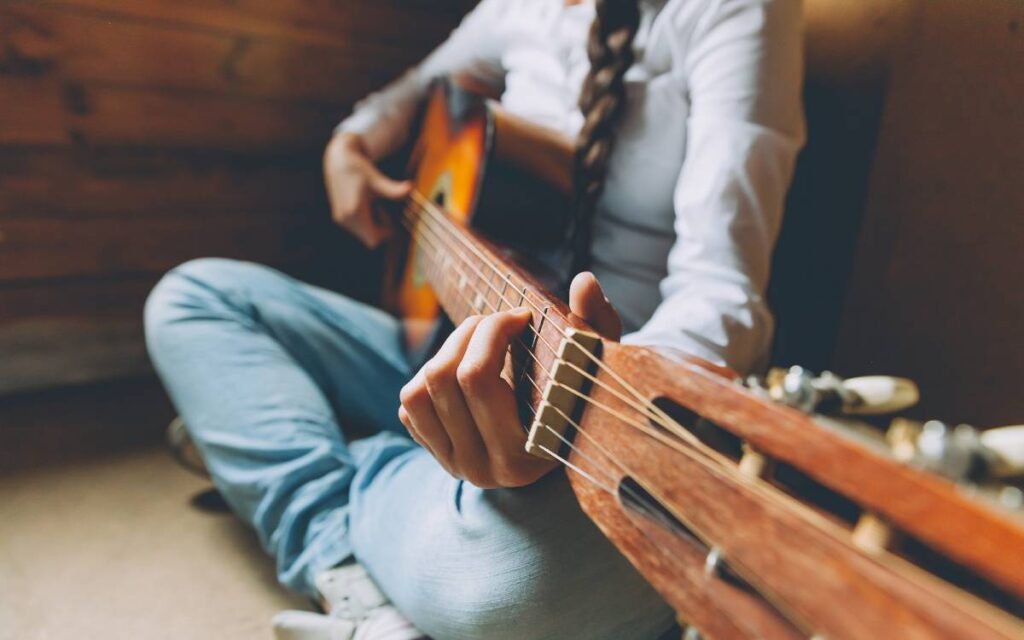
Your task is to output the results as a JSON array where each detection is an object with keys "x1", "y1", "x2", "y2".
[{"x1": 0, "y1": 379, "x2": 310, "y2": 640}]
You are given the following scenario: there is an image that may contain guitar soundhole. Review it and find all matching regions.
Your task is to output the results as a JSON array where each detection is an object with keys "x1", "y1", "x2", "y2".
[
  {"x1": 618, "y1": 476, "x2": 703, "y2": 549},
  {"x1": 650, "y1": 397, "x2": 743, "y2": 461},
  {"x1": 619, "y1": 477, "x2": 759, "y2": 594},
  {"x1": 433, "y1": 191, "x2": 446, "y2": 207}
]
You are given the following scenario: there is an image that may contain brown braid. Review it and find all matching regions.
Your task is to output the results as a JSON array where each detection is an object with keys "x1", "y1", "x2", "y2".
[{"x1": 571, "y1": 0, "x2": 640, "y2": 274}]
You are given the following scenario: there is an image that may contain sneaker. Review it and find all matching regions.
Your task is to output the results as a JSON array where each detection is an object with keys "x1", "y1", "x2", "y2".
[
  {"x1": 166, "y1": 416, "x2": 209, "y2": 478},
  {"x1": 273, "y1": 563, "x2": 425, "y2": 640}
]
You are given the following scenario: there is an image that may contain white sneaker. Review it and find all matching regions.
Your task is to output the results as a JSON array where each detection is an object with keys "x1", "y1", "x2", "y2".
[
  {"x1": 165, "y1": 416, "x2": 209, "y2": 478},
  {"x1": 273, "y1": 563, "x2": 426, "y2": 640}
]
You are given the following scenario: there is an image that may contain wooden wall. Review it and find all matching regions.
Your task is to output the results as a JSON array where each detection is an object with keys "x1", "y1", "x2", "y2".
[
  {"x1": 828, "y1": 0, "x2": 1024, "y2": 427},
  {"x1": 773, "y1": 0, "x2": 1023, "y2": 427},
  {"x1": 0, "y1": 0, "x2": 473, "y2": 393}
]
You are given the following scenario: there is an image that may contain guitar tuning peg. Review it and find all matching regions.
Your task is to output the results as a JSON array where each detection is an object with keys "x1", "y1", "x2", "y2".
[
  {"x1": 885, "y1": 419, "x2": 1024, "y2": 494},
  {"x1": 757, "y1": 367, "x2": 919, "y2": 417},
  {"x1": 915, "y1": 421, "x2": 987, "y2": 482},
  {"x1": 840, "y1": 376, "x2": 919, "y2": 415},
  {"x1": 979, "y1": 424, "x2": 1024, "y2": 479}
]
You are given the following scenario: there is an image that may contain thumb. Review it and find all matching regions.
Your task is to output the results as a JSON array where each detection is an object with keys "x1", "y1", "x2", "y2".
[
  {"x1": 569, "y1": 272, "x2": 622, "y2": 341},
  {"x1": 368, "y1": 167, "x2": 413, "y2": 200}
]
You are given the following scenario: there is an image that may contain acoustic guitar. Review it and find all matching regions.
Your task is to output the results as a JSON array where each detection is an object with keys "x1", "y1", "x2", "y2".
[{"x1": 388, "y1": 79, "x2": 1024, "y2": 639}]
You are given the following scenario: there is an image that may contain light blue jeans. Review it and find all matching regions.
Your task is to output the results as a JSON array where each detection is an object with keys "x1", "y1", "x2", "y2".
[{"x1": 144, "y1": 258, "x2": 673, "y2": 640}]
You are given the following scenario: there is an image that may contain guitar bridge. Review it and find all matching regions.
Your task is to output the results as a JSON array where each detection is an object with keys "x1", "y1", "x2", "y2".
[{"x1": 525, "y1": 328, "x2": 602, "y2": 460}]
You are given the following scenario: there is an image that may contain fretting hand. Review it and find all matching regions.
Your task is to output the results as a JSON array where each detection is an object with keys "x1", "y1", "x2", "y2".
[
  {"x1": 323, "y1": 132, "x2": 413, "y2": 248},
  {"x1": 398, "y1": 272, "x2": 622, "y2": 488}
]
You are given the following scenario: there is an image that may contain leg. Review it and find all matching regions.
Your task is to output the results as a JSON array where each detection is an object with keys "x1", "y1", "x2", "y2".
[
  {"x1": 145, "y1": 258, "x2": 412, "y2": 595},
  {"x1": 348, "y1": 445, "x2": 675, "y2": 640}
]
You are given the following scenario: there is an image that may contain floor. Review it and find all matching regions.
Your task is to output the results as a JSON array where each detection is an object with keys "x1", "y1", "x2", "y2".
[{"x1": 0, "y1": 378, "x2": 311, "y2": 640}]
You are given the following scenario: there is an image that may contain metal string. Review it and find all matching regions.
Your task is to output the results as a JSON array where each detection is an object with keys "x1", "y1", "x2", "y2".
[
  {"x1": 397, "y1": 207, "x2": 627, "y2": 495},
  {"x1": 406, "y1": 191, "x2": 698, "y2": 446}
]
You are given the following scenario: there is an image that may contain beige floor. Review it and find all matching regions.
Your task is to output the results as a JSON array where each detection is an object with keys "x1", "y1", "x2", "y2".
[{"x1": 0, "y1": 379, "x2": 311, "y2": 640}]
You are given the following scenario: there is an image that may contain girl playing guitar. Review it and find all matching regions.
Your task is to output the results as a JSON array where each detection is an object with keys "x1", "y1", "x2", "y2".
[{"x1": 145, "y1": 0, "x2": 804, "y2": 638}]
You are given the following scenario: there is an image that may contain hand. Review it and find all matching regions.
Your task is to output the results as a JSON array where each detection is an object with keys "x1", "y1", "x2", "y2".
[
  {"x1": 398, "y1": 272, "x2": 621, "y2": 488},
  {"x1": 323, "y1": 132, "x2": 413, "y2": 248}
]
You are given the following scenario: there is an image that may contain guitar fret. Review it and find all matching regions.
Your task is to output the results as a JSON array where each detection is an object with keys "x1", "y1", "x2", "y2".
[
  {"x1": 499, "y1": 274, "x2": 510, "y2": 311},
  {"x1": 533, "y1": 306, "x2": 549, "y2": 352}
]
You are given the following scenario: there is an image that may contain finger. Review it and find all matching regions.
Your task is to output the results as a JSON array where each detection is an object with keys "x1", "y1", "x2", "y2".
[
  {"x1": 398, "y1": 405, "x2": 427, "y2": 449},
  {"x1": 569, "y1": 271, "x2": 622, "y2": 340},
  {"x1": 459, "y1": 309, "x2": 552, "y2": 486},
  {"x1": 399, "y1": 370, "x2": 453, "y2": 470},
  {"x1": 368, "y1": 166, "x2": 414, "y2": 201},
  {"x1": 423, "y1": 317, "x2": 493, "y2": 486},
  {"x1": 353, "y1": 198, "x2": 388, "y2": 249}
]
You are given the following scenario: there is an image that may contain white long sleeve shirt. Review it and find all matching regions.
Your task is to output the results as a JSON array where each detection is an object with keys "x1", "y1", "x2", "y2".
[{"x1": 337, "y1": 0, "x2": 805, "y2": 374}]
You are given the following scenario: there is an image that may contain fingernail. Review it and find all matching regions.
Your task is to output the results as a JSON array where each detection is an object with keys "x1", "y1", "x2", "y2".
[{"x1": 510, "y1": 306, "x2": 531, "y2": 318}]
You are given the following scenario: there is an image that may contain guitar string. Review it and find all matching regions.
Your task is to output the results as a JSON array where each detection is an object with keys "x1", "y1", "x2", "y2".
[
  {"x1": 395, "y1": 203, "x2": 818, "y2": 632},
  {"x1": 395, "y1": 205, "x2": 727, "y2": 538},
  {"x1": 399, "y1": 204, "x2": 669, "y2": 440},
  {"x1": 398, "y1": 202, "x2": 723, "y2": 473},
  {"x1": 398, "y1": 208, "x2": 637, "y2": 489},
  {"x1": 401, "y1": 196, "x2": 691, "y2": 440},
  {"x1": 397, "y1": 208, "x2": 669, "y2": 500},
  {"x1": 398, "y1": 206, "x2": 701, "y2": 472},
  {"x1": 406, "y1": 191, "x2": 694, "y2": 444}
]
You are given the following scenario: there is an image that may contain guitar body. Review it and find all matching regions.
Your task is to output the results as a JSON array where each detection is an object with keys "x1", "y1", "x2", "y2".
[{"x1": 389, "y1": 79, "x2": 572, "y2": 352}]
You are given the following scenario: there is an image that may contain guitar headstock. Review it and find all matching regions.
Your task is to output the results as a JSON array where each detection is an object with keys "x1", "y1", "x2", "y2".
[{"x1": 564, "y1": 342, "x2": 1024, "y2": 639}]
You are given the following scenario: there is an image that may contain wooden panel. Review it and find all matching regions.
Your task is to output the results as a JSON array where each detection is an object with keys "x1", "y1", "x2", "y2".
[
  {"x1": 0, "y1": 319, "x2": 150, "y2": 394},
  {"x1": 0, "y1": 213, "x2": 329, "y2": 281},
  {"x1": 0, "y1": 77, "x2": 343, "y2": 149},
  {"x1": 831, "y1": 0, "x2": 1024, "y2": 427},
  {"x1": 0, "y1": 0, "x2": 468, "y2": 390},
  {"x1": 0, "y1": 4, "x2": 408, "y2": 102},
  {"x1": 0, "y1": 275, "x2": 157, "y2": 325},
  {"x1": 34, "y1": 0, "x2": 475, "y2": 48},
  {"x1": 0, "y1": 147, "x2": 323, "y2": 217}
]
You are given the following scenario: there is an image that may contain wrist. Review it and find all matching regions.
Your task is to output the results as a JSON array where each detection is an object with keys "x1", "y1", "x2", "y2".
[{"x1": 327, "y1": 131, "x2": 367, "y2": 158}]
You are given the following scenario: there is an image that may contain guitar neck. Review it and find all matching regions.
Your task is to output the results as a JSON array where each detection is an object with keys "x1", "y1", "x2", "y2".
[
  {"x1": 402, "y1": 193, "x2": 586, "y2": 418},
  {"x1": 405, "y1": 192, "x2": 572, "y2": 332}
]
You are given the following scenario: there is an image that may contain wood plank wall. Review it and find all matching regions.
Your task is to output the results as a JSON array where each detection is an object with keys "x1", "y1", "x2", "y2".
[
  {"x1": 0, "y1": 0, "x2": 474, "y2": 393},
  {"x1": 774, "y1": 0, "x2": 1023, "y2": 427},
  {"x1": 828, "y1": 0, "x2": 1024, "y2": 427}
]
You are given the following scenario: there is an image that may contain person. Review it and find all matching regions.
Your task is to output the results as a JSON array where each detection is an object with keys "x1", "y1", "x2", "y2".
[{"x1": 144, "y1": 0, "x2": 805, "y2": 638}]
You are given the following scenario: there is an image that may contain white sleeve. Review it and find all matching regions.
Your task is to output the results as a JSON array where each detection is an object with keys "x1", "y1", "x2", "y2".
[
  {"x1": 623, "y1": 0, "x2": 806, "y2": 374},
  {"x1": 335, "y1": 0, "x2": 509, "y2": 159}
]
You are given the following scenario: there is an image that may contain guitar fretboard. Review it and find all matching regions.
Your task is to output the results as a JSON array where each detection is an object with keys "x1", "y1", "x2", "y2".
[{"x1": 402, "y1": 193, "x2": 575, "y2": 409}]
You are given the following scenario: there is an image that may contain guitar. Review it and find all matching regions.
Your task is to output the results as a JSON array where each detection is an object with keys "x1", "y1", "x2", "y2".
[{"x1": 388, "y1": 79, "x2": 1024, "y2": 639}]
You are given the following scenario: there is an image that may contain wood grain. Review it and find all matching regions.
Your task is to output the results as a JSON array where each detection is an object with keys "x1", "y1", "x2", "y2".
[
  {"x1": 0, "y1": 77, "x2": 343, "y2": 149},
  {"x1": 0, "y1": 213, "x2": 330, "y2": 281},
  {"x1": 569, "y1": 343, "x2": 1024, "y2": 639},
  {"x1": 0, "y1": 4, "x2": 408, "y2": 102},
  {"x1": 0, "y1": 0, "x2": 471, "y2": 390},
  {"x1": 0, "y1": 319, "x2": 149, "y2": 394},
  {"x1": 0, "y1": 147, "x2": 323, "y2": 217},
  {"x1": 34, "y1": 0, "x2": 475, "y2": 49}
]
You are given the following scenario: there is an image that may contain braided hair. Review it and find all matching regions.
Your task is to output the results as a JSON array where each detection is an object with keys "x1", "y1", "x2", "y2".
[{"x1": 571, "y1": 0, "x2": 641, "y2": 274}]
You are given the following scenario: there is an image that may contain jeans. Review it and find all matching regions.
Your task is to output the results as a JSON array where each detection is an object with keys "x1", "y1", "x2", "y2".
[{"x1": 144, "y1": 258, "x2": 673, "y2": 640}]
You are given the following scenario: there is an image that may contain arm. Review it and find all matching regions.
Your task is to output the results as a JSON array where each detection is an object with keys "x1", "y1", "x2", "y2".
[
  {"x1": 326, "y1": 0, "x2": 510, "y2": 247},
  {"x1": 624, "y1": 0, "x2": 806, "y2": 375}
]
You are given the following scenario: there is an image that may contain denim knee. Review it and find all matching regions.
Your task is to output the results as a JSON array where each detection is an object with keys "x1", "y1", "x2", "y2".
[{"x1": 144, "y1": 257, "x2": 253, "y2": 355}]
